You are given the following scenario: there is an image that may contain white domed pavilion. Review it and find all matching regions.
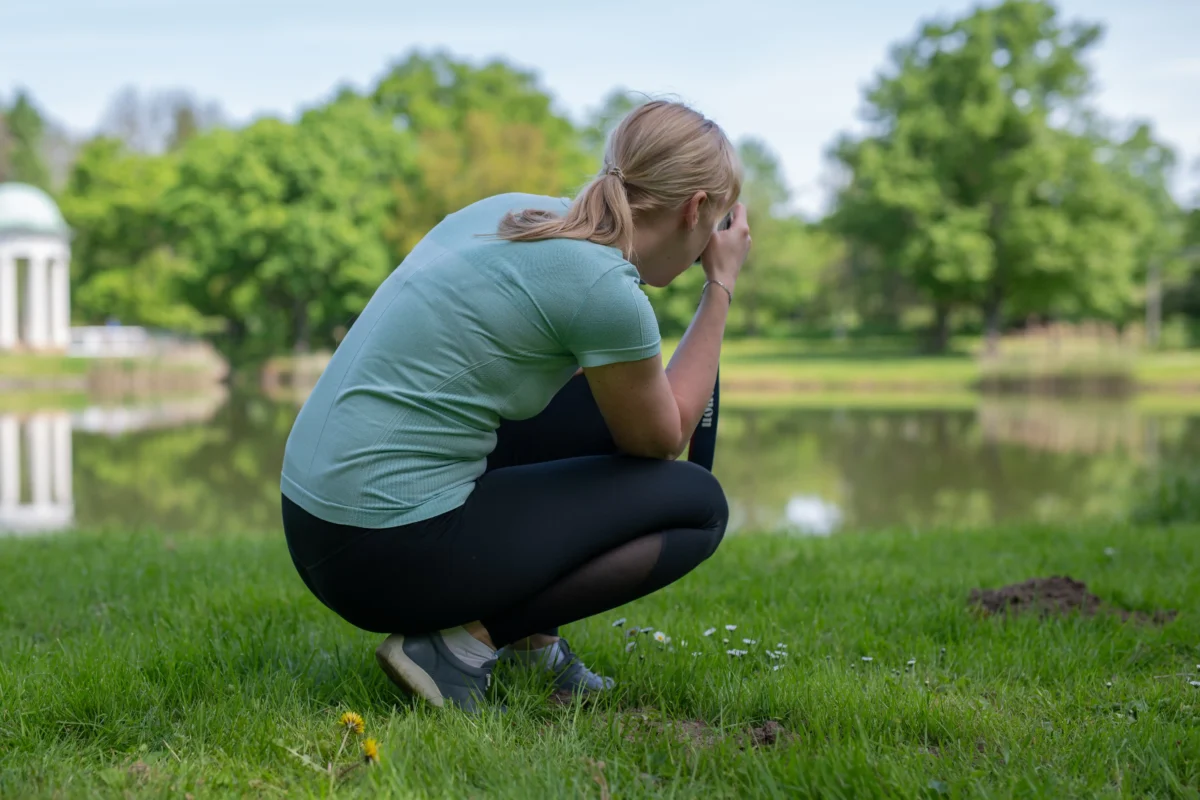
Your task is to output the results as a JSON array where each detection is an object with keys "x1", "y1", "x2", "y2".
[{"x1": 0, "y1": 182, "x2": 72, "y2": 351}]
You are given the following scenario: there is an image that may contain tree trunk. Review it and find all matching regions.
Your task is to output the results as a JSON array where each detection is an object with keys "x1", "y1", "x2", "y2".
[
  {"x1": 928, "y1": 302, "x2": 951, "y2": 354},
  {"x1": 1146, "y1": 257, "x2": 1162, "y2": 349},
  {"x1": 983, "y1": 286, "x2": 1004, "y2": 359},
  {"x1": 293, "y1": 298, "x2": 310, "y2": 354}
]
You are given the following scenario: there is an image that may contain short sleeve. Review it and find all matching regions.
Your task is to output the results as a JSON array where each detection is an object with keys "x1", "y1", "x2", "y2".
[{"x1": 565, "y1": 265, "x2": 662, "y2": 368}]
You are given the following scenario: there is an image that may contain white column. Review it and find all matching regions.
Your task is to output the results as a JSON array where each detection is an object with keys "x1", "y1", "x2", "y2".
[
  {"x1": 0, "y1": 415, "x2": 19, "y2": 508},
  {"x1": 52, "y1": 413, "x2": 72, "y2": 504},
  {"x1": 26, "y1": 415, "x2": 52, "y2": 507},
  {"x1": 24, "y1": 254, "x2": 49, "y2": 349},
  {"x1": 0, "y1": 250, "x2": 16, "y2": 349},
  {"x1": 49, "y1": 250, "x2": 71, "y2": 350}
]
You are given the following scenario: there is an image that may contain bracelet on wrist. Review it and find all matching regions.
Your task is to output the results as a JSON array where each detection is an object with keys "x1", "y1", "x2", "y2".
[{"x1": 701, "y1": 279, "x2": 734, "y2": 305}]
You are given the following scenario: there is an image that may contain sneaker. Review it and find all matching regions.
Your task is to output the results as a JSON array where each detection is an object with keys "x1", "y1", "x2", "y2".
[
  {"x1": 499, "y1": 637, "x2": 615, "y2": 695},
  {"x1": 375, "y1": 633, "x2": 495, "y2": 712}
]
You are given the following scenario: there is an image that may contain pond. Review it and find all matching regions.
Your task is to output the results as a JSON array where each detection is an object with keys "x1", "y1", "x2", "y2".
[{"x1": 1, "y1": 391, "x2": 1196, "y2": 537}]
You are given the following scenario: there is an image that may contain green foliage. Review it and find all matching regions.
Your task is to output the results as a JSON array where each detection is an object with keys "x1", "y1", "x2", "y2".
[
  {"x1": 831, "y1": 0, "x2": 1182, "y2": 349},
  {"x1": 371, "y1": 51, "x2": 592, "y2": 257},
  {"x1": 58, "y1": 138, "x2": 214, "y2": 333},
  {"x1": 165, "y1": 95, "x2": 412, "y2": 361},
  {"x1": 0, "y1": 90, "x2": 51, "y2": 188},
  {"x1": 19, "y1": 23, "x2": 1191, "y2": 361}
]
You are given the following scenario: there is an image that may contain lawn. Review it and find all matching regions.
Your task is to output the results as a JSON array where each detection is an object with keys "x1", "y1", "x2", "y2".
[{"x1": 2, "y1": 523, "x2": 1199, "y2": 799}]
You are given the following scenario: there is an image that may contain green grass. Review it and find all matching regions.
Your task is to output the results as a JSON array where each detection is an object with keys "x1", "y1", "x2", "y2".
[
  {"x1": 658, "y1": 337, "x2": 1200, "y2": 397},
  {"x1": 3, "y1": 524, "x2": 1200, "y2": 798},
  {"x1": 0, "y1": 353, "x2": 91, "y2": 377},
  {"x1": 669, "y1": 337, "x2": 980, "y2": 390}
]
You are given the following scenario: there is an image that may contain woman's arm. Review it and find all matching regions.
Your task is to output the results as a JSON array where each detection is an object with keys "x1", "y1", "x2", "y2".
[{"x1": 584, "y1": 205, "x2": 750, "y2": 460}]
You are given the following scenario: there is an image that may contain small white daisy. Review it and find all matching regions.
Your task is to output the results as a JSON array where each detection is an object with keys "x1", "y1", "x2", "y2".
[
  {"x1": 691, "y1": 652, "x2": 702, "y2": 657},
  {"x1": 725, "y1": 624, "x2": 737, "y2": 631},
  {"x1": 1190, "y1": 681, "x2": 1200, "y2": 688},
  {"x1": 772, "y1": 665, "x2": 782, "y2": 671},
  {"x1": 743, "y1": 639, "x2": 757, "y2": 645},
  {"x1": 680, "y1": 640, "x2": 688, "y2": 647},
  {"x1": 654, "y1": 631, "x2": 668, "y2": 643},
  {"x1": 723, "y1": 638, "x2": 729, "y2": 643},
  {"x1": 626, "y1": 641, "x2": 637, "y2": 653},
  {"x1": 727, "y1": 649, "x2": 748, "y2": 657},
  {"x1": 777, "y1": 643, "x2": 787, "y2": 649},
  {"x1": 641, "y1": 626, "x2": 655, "y2": 634},
  {"x1": 906, "y1": 659, "x2": 916, "y2": 667},
  {"x1": 703, "y1": 627, "x2": 717, "y2": 637},
  {"x1": 612, "y1": 618, "x2": 626, "y2": 627},
  {"x1": 1105, "y1": 681, "x2": 1113, "y2": 688},
  {"x1": 766, "y1": 651, "x2": 779, "y2": 659},
  {"x1": 862, "y1": 656, "x2": 873, "y2": 662}
]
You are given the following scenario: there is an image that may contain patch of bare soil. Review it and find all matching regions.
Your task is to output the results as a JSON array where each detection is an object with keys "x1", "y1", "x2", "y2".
[
  {"x1": 968, "y1": 576, "x2": 1176, "y2": 624},
  {"x1": 615, "y1": 709, "x2": 795, "y2": 750}
]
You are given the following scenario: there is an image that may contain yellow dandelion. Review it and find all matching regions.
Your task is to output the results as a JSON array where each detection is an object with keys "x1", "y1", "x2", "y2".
[
  {"x1": 363, "y1": 738, "x2": 380, "y2": 764},
  {"x1": 339, "y1": 711, "x2": 365, "y2": 734}
]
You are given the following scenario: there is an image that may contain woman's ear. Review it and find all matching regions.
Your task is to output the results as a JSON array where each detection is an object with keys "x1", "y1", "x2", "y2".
[{"x1": 683, "y1": 191, "x2": 708, "y2": 231}]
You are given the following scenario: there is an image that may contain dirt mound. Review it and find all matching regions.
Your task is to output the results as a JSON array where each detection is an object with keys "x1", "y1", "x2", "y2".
[
  {"x1": 969, "y1": 576, "x2": 1176, "y2": 624},
  {"x1": 609, "y1": 709, "x2": 795, "y2": 750}
]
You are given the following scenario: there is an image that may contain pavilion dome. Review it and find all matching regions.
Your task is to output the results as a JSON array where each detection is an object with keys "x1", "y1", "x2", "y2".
[{"x1": 0, "y1": 182, "x2": 69, "y2": 238}]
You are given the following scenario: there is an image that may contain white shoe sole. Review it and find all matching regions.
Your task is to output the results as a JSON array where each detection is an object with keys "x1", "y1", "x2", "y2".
[{"x1": 375, "y1": 634, "x2": 445, "y2": 708}]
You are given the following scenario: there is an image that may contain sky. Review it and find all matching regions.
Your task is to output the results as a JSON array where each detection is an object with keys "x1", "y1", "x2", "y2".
[{"x1": 2, "y1": 0, "x2": 1197, "y2": 216}]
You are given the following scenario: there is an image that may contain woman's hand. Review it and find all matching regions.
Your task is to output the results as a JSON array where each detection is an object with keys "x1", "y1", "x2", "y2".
[{"x1": 700, "y1": 203, "x2": 751, "y2": 290}]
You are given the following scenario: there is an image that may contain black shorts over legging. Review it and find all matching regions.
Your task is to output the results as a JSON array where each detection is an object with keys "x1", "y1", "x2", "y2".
[{"x1": 281, "y1": 373, "x2": 728, "y2": 648}]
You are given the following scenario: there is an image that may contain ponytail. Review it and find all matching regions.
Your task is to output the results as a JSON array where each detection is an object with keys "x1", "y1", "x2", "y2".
[
  {"x1": 497, "y1": 170, "x2": 636, "y2": 258},
  {"x1": 495, "y1": 100, "x2": 742, "y2": 262}
]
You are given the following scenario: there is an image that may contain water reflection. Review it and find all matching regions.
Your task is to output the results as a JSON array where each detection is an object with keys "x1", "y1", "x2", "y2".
[
  {"x1": 0, "y1": 393, "x2": 228, "y2": 536},
  {"x1": 0, "y1": 413, "x2": 73, "y2": 536},
  {"x1": 714, "y1": 400, "x2": 1197, "y2": 533},
  {"x1": 2, "y1": 392, "x2": 1197, "y2": 536},
  {"x1": 783, "y1": 495, "x2": 844, "y2": 536}
]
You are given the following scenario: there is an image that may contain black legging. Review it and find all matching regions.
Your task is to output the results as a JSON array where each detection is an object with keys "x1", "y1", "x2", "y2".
[{"x1": 281, "y1": 373, "x2": 728, "y2": 648}]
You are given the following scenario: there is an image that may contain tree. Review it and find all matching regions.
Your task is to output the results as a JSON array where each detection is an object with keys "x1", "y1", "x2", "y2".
[
  {"x1": 58, "y1": 138, "x2": 212, "y2": 332},
  {"x1": 165, "y1": 94, "x2": 413, "y2": 360},
  {"x1": 728, "y1": 140, "x2": 834, "y2": 335},
  {"x1": 831, "y1": 0, "x2": 1179, "y2": 352},
  {"x1": 370, "y1": 51, "x2": 592, "y2": 258},
  {"x1": 99, "y1": 86, "x2": 224, "y2": 154},
  {"x1": 0, "y1": 111, "x2": 12, "y2": 181},
  {"x1": 1, "y1": 90, "x2": 51, "y2": 188}
]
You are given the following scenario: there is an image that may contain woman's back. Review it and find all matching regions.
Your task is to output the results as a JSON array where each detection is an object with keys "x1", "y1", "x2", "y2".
[{"x1": 281, "y1": 192, "x2": 662, "y2": 529}]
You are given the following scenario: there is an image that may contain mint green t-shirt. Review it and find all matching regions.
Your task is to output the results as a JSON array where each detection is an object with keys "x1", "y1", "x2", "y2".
[{"x1": 280, "y1": 193, "x2": 662, "y2": 529}]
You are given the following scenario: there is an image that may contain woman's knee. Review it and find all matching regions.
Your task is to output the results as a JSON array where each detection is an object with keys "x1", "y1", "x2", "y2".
[{"x1": 675, "y1": 459, "x2": 729, "y2": 534}]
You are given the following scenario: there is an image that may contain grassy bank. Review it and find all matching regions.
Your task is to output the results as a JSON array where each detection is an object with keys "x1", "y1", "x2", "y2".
[
  {"x1": 0, "y1": 353, "x2": 91, "y2": 377},
  {"x1": 668, "y1": 337, "x2": 1200, "y2": 395},
  {"x1": 3, "y1": 523, "x2": 1199, "y2": 798}
]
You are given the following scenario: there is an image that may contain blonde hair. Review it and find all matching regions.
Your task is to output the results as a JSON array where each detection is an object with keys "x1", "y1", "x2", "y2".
[{"x1": 496, "y1": 100, "x2": 742, "y2": 259}]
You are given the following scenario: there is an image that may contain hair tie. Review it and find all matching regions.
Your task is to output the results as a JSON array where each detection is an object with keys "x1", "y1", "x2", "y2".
[{"x1": 604, "y1": 165, "x2": 626, "y2": 183}]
